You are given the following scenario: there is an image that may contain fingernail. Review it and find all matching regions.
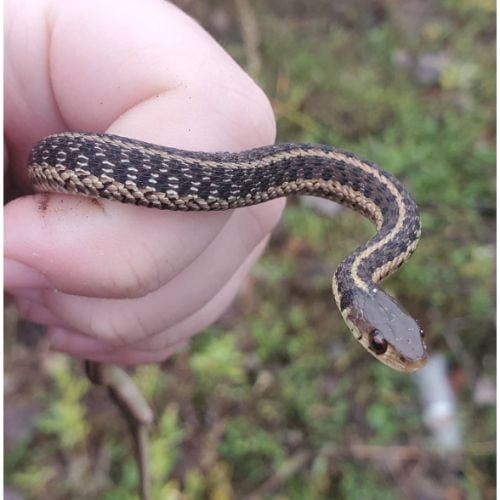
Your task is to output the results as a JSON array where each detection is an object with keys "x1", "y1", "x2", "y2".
[{"x1": 4, "y1": 259, "x2": 54, "y2": 290}]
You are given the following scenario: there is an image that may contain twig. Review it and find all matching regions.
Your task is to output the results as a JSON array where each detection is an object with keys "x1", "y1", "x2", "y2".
[
  {"x1": 235, "y1": 0, "x2": 261, "y2": 77},
  {"x1": 85, "y1": 361, "x2": 154, "y2": 500}
]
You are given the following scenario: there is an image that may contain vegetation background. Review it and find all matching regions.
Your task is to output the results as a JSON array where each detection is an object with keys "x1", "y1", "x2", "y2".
[{"x1": 5, "y1": 0, "x2": 495, "y2": 498}]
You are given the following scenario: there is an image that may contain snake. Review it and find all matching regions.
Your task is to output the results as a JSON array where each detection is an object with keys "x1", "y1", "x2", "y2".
[{"x1": 28, "y1": 132, "x2": 427, "y2": 372}]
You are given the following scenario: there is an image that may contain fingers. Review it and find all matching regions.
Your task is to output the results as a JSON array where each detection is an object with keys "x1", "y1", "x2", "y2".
[
  {"x1": 43, "y1": 238, "x2": 269, "y2": 364},
  {"x1": 5, "y1": 195, "x2": 233, "y2": 297},
  {"x1": 13, "y1": 208, "x2": 276, "y2": 343}
]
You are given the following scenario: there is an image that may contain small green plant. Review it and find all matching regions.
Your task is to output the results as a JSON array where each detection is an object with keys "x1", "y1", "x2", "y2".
[{"x1": 37, "y1": 355, "x2": 90, "y2": 450}]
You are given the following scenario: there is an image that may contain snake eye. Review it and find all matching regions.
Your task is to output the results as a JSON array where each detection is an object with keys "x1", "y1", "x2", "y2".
[{"x1": 369, "y1": 329, "x2": 388, "y2": 355}]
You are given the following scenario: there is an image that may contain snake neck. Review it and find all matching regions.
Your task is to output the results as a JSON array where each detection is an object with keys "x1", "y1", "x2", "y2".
[
  {"x1": 331, "y1": 197, "x2": 423, "y2": 372},
  {"x1": 336, "y1": 210, "x2": 420, "y2": 295}
]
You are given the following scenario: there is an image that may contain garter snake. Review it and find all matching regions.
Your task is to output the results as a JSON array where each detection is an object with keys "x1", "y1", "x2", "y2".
[{"x1": 28, "y1": 132, "x2": 427, "y2": 372}]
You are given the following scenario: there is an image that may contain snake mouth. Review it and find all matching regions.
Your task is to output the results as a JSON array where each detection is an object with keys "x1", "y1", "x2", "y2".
[
  {"x1": 385, "y1": 346, "x2": 428, "y2": 373},
  {"x1": 404, "y1": 355, "x2": 428, "y2": 372}
]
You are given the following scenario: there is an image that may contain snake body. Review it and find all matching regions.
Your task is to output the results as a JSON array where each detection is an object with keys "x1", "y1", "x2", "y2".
[{"x1": 29, "y1": 132, "x2": 426, "y2": 372}]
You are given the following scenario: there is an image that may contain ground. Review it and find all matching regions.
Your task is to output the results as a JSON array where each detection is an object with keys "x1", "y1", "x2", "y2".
[{"x1": 5, "y1": 0, "x2": 495, "y2": 498}]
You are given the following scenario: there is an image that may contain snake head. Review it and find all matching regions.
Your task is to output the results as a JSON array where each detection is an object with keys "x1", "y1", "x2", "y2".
[{"x1": 343, "y1": 288, "x2": 427, "y2": 372}]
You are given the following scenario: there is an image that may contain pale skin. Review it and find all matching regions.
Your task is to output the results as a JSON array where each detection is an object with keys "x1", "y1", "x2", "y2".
[{"x1": 5, "y1": 0, "x2": 285, "y2": 364}]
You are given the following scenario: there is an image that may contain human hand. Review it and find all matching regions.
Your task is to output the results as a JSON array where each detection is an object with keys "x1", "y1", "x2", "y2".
[{"x1": 4, "y1": 0, "x2": 284, "y2": 364}]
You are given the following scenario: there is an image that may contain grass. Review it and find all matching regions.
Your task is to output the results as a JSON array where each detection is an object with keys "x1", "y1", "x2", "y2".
[{"x1": 5, "y1": 0, "x2": 495, "y2": 498}]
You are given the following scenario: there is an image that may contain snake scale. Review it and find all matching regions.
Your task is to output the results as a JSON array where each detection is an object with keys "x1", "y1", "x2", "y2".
[{"x1": 28, "y1": 132, "x2": 426, "y2": 372}]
